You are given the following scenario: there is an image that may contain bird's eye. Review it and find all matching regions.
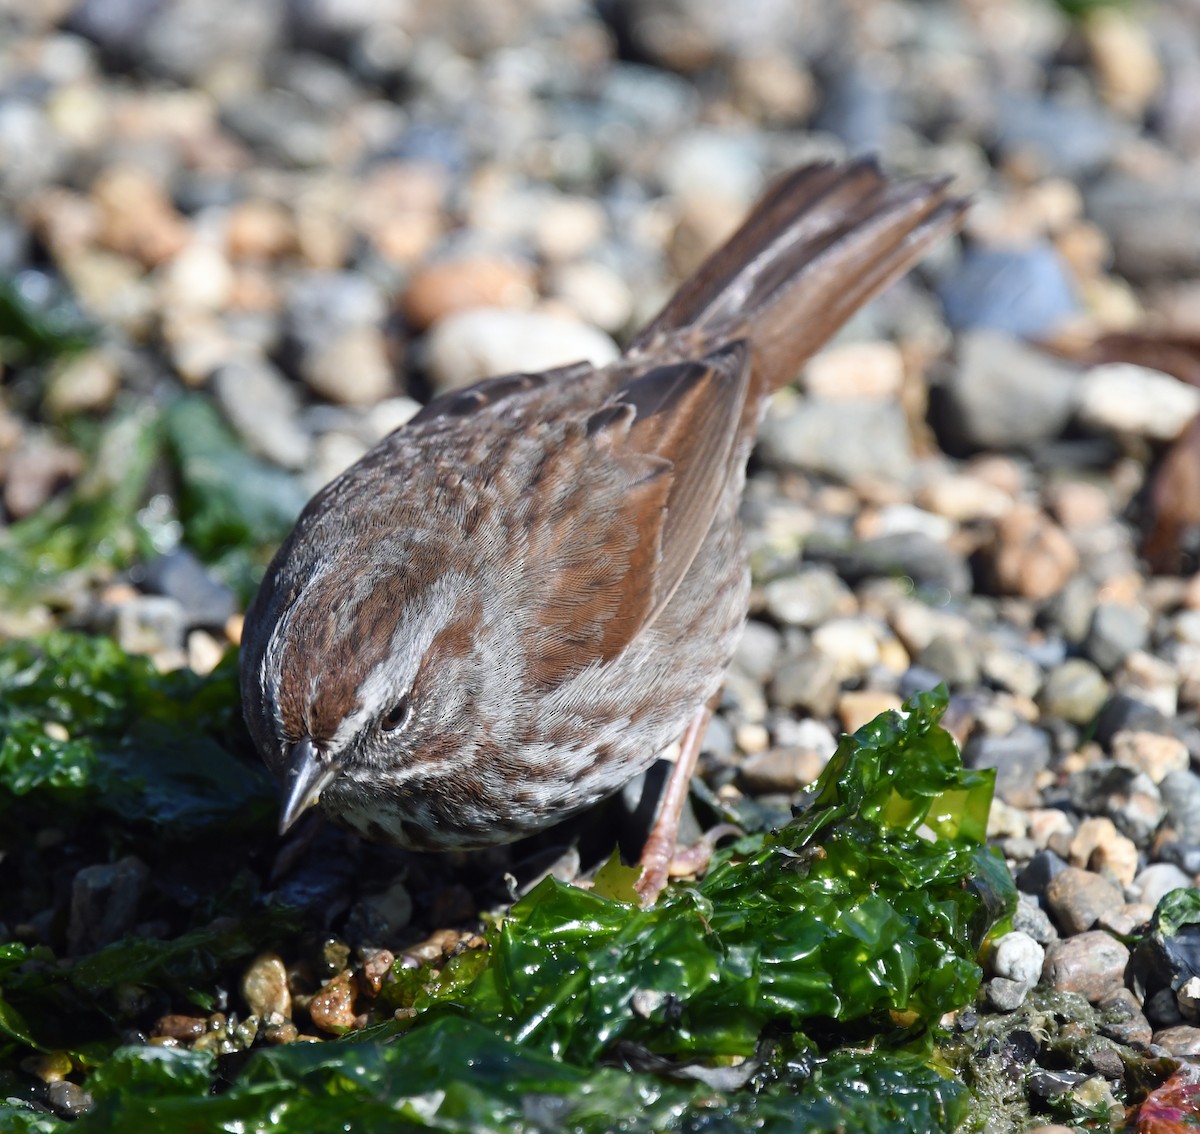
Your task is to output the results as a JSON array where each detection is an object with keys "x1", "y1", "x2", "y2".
[{"x1": 381, "y1": 695, "x2": 412, "y2": 733}]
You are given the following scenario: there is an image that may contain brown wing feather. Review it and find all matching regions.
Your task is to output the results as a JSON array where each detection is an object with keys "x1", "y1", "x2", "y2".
[{"x1": 520, "y1": 343, "x2": 752, "y2": 688}]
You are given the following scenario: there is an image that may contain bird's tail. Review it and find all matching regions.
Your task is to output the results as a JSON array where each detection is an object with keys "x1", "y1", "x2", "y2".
[{"x1": 629, "y1": 158, "x2": 966, "y2": 393}]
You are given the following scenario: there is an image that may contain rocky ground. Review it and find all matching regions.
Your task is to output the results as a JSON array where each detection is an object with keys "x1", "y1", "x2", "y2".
[{"x1": 4, "y1": 0, "x2": 1200, "y2": 1128}]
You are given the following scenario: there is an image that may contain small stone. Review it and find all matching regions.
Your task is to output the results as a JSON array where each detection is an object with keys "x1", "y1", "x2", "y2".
[
  {"x1": 1084, "y1": 7, "x2": 1163, "y2": 117},
  {"x1": 1161, "y1": 770, "x2": 1200, "y2": 844},
  {"x1": 1076, "y1": 363, "x2": 1200, "y2": 442},
  {"x1": 45, "y1": 349, "x2": 121, "y2": 417},
  {"x1": 939, "y1": 246, "x2": 1080, "y2": 339},
  {"x1": 212, "y1": 357, "x2": 311, "y2": 468},
  {"x1": 138, "y1": 549, "x2": 237, "y2": 629},
  {"x1": 307, "y1": 970, "x2": 362, "y2": 1034},
  {"x1": 980, "y1": 645, "x2": 1043, "y2": 699},
  {"x1": 242, "y1": 953, "x2": 291, "y2": 1021},
  {"x1": 769, "y1": 651, "x2": 839, "y2": 718},
  {"x1": 802, "y1": 341, "x2": 904, "y2": 402},
  {"x1": 740, "y1": 747, "x2": 823, "y2": 794},
  {"x1": 402, "y1": 257, "x2": 536, "y2": 331},
  {"x1": 987, "y1": 505, "x2": 1080, "y2": 600},
  {"x1": 1044, "y1": 480, "x2": 1112, "y2": 530},
  {"x1": 1073, "y1": 764, "x2": 1165, "y2": 846},
  {"x1": 1114, "y1": 651, "x2": 1179, "y2": 718},
  {"x1": 187, "y1": 630, "x2": 225, "y2": 677},
  {"x1": 160, "y1": 242, "x2": 235, "y2": 311},
  {"x1": 990, "y1": 930, "x2": 1045, "y2": 988},
  {"x1": 965, "y1": 725, "x2": 1051, "y2": 809},
  {"x1": 302, "y1": 325, "x2": 394, "y2": 405},
  {"x1": 1044, "y1": 866, "x2": 1125, "y2": 936},
  {"x1": 68, "y1": 856, "x2": 149, "y2": 955},
  {"x1": 111, "y1": 595, "x2": 188, "y2": 659},
  {"x1": 1111, "y1": 730, "x2": 1189, "y2": 785},
  {"x1": 533, "y1": 194, "x2": 607, "y2": 262},
  {"x1": 226, "y1": 198, "x2": 296, "y2": 261},
  {"x1": 46, "y1": 1080, "x2": 93, "y2": 1119},
  {"x1": 1084, "y1": 602, "x2": 1151, "y2": 674},
  {"x1": 837, "y1": 689, "x2": 903, "y2": 734},
  {"x1": 1017, "y1": 848, "x2": 1069, "y2": 897},
  {"x1": 1069, "y1": 817, "x2": 1139, "y2": 887},
  {"x1": 1013, "y1": 892, "x2": 1058, "y2": 945},
  {"x1": 1043, "y1": 931, "x2": 1131, "y2": 1003},
  {"x1": 1098, "y1": 901, "x2": 1153, "y2": 937},
  {"x1": 1152, "y1": 1025, "x2": 1200, "y2": 1058},
  {"x1": 762, "y1": 567, "x2": 852, "y2": 628},
  {"x1": 916, "y1": 634, "x2": 980, "y2": 688},
  {"x1": 2, "y1": 437, "x2": 84, "y2": 518},
  {"x1": 548, "y1": 261, "x2": 633, "y2": 334},
  {"x1": 812, "y1": 618, "x2": 882, "y2": 681},
  {"x1": 917, "y1": 473, "x2": 1013, "y2": 523},
  {"x1": 1134, "y1": 863, "x2": 1194, "y2": 909},
  {"x1": 425, "y1": 308, "x2": 618, "y2": 394},
  {"x1": 92, "y1": 165, "x2": 189, "y2": 268},
  {"x1": 732, "y1": 619, "x2": 782, "y2": 683},
  {"x1": 153, "y1": 1014, "x2": 207, "y2": 1040},
  {"x1": 1098, "y1": 987, "x2": 1153, "y2": 1047}
]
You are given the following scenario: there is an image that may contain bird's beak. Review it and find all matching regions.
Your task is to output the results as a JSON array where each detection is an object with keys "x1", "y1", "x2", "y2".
[{"x1": 278, "y1": 737, "x2": 341, "y2": 835}]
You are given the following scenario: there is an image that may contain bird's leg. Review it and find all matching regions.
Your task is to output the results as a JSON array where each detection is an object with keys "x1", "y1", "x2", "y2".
[{"x1": 635, "y1": 704, "x2": 713, "y2": 907}]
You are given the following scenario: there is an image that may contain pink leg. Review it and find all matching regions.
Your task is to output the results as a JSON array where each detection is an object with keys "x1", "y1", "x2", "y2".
[{"x1": 635, "y1": 706, "x2": 711, "y2": 907}]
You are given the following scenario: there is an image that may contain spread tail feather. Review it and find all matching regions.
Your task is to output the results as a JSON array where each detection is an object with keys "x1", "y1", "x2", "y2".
[{"x1": 630, "y1": 158, "x2": 966, "y2": 393}]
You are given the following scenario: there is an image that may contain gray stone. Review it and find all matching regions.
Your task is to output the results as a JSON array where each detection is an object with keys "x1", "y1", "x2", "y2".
[
  {"x1": 1039, "y1": 659, "x2": 1110, "y2": 725},
  {"x1": 965, "y1": 725, "x2": 1051, "y2": 808},
  {"x1": 732, "y1": 619, "x2": 783, "y2": 683},
  {"x1": 762, "y1": 566, "x2": 850, "y2": 628},
  {"x1": 1161, "y1": 770, "x2": 1200, "y2": 844},
  {"x1": 1134, "y1": 863, "x2": 1194, "y2": 909},
  {"x1": 770, "y1": 650, "x2": 839, "y2": 718},
  {"x1": 1088, "y1": 173, "x2": 1200, "y2": 283},
  {"x1": 212, "y1": 357, "x2": 311, "y2": 469},
  {"x1": 757, "y1": 400, "x2": 914, "y2": 484},
  {"x1": 916, "y1": 634, "x2": 980, "y2": 688},
  {"x1": 1085, "y1": 602, "x2": 1151, "y2": 674},
  {"x1": 937, "y1": 330, "x2": 1079, "y2": 453},
  {"x1": 1070, "y1": 763, "x2": 1164, "y2": 846},
  {"x1": 992, "y1": 91, "x2": 1126, "y2": 178},
  {"x1": 68, "y1": 856, "x2": 150, "y2": 955},
  {"x1": 1012, "y1": 891, "x2": 1057, "y2": 944},
  {"x1": 808, "y1": 532, "x2": 972, "y2": 596},
  {"x1": 137, "y1": 549, "x2": 237, "y2": 629}
]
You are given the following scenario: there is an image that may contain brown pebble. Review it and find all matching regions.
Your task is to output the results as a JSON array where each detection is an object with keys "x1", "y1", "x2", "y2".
[
  {"x1": 1045, "y1": 867, "x2": 1125, "y2": 935},
  {"x1": 92, "y1": 165, "x2": 189, "y2": 268},
  {"x1": 152, "y1": 1014, "x2": 207, "y2": 1041},
  {"x1": 360, "y1": 949, "x2": 395, "y2": 996},
  {"x1": 740, "y1": 747, "x2": 824, "y2": 794},
  {"x1": 988, "y1": 505, "x2": 1079, "y2": 600},
  {"x1": 1152, "y1": 1024, "x2": 1200, "y2": 1058},
  {"x1": 402, "y1": 257, "x2": 535, "y2": 331},
  {"x1": 263, "y1": 1021, "x2": 300, "y2": 1045},
  {"x1": 403, "y1": 928, "x2": 462, "y2": 966},
  {"x1": 838, "y1": 690, "x2": 903, "y2": 734},
  {"x1": 1043, "y1": 931, "x2": 1130, "y2": 1003},
  {"x1": 225, "y1": 199, "x2": 296, "y2": 262},
  {"x1": 307, "y1": 970, "x2": 363, "y2": 1034}
]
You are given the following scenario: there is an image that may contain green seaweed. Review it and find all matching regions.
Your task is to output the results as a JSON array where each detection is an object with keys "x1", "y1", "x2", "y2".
[{"x1": 0, "y1": 663, "x2": 1016, "y2": 1132}]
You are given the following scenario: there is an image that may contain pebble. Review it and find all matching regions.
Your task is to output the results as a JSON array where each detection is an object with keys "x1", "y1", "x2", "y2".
[
  {"x1": 137, "y1": 549, "x2": 237, "y2": 629},
  {"x1": 548, "y1": 260, "x2": 633, "y2": 334},
  {"x1": 300, "y1": 324, "x2": 394, "y2": 405},
  {"x1": 965, "y1": 726, "x2": 1050, "y2": 809},
  {"x1": 402, "y1": 257, "x2": 536, "y2": 331},
  {"x1": 802, "y1": 342, "x2": 904, "y2": 402},
  {"x1": 307, "y1": 970, "x2": 362, "y2": 1034},
  {"x1": 769, "y1": 650, "x2": 839, "y2": 718},
  {"x1": 1042, "y1": 932, "x2": 1131, "y2": 1003},
  {"x1": 211, "y1": 357, "x2": 312, "y2": 468},
  {"x1": 1084, "y1": 602, "x2": 1151, "y2": 674},
  {"x1": 110, "y1": 595, "x2": 188, "y2": 661},
  {"x1": 1134, "y1": 863, "x2": 1194, "y2": 909},
  {"x1": 425, "y1": 308, "x2": 618, "y2": 394},
  {"x1": 757, "y1": 399, "x2": 915, "y2": 484},
  {"x1": 1044, "y1": 867, "x2": 1126, "y2": 936},
  {"x1": 837, "y1": 690, "x2": 903, "y2": 734},
  {"x1": 740, "y1": 747, "x2": 824, "y2": 794},
  {"x1": 2, "y1": 437, "x2": 84, "y2": 518},
  {"x1": 1076, "y1": 363, "x2": 1200, "y2": 442},
  {"x1": 761, "y1": 567, "x2": 852, "y2": 629},
  {"x1": 938, "y1": 245, "x2": 1079, "y2": 339},
  {"x1": 1097, "y1": 987, "x2": 1153, "y2": 1047},
  {"x1": 241, "y1": 953, "x2": 291, "y2": 1022},
  {"x1": 731, "y1": 619, "x2": 782, "y2": 683},
  {"x1": 68, "y1": 856, "x2": 149, "y2": 955},
  {"x1": 45, "y1": 349, "x2": 121, "y2": 417},
  {"x1": 1160, "y1": 770, "x2": 1200, "y2": 844},
  {"x1": 1084, "y1": 8, "x2": 1163, "y2": 117},
  {"x1": 917, "y1": 472, "x2": 1013, "y2": 523},
  {"x1": 986, "y1": 931, "x2": 1045, "y2": 1011},
  {"x1": 811, "y1": 618, "x2": 882, "y2": 682},
  {"x1": 1068, "y1": 817, "x2": 1138, "y2": 887},
  {"x1": 939, "y1": 332, "x2": 1080, "y2": 454},
  {"x1": 1111, "y1": 730, "x2": 1189, "y2": 785},
  {"x1": 916, "y1": 634, "x2": 980, "y2": 688},
  {"x1": 47, "y1": 1081, "x2": 93, "y2": 1119},
  {"x1": 986, "y1": 505, "x2": 1080, "y2": 601},
  {"x1": 1073, "y1": 765, "x2": 1165, "y2": 847},
  {"x1": 1152, "y1": 1025, "x2": 1200, "y2": 1058}
]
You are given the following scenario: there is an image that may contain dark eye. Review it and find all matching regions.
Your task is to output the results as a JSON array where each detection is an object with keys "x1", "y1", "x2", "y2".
[{"x1": 381, "y1": 695, "x2": 412, "y2": 733}]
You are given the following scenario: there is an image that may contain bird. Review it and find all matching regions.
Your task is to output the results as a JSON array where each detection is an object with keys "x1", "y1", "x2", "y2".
[{"x1": 239, "y1": 158, "x2": 965, "y2": 905}]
